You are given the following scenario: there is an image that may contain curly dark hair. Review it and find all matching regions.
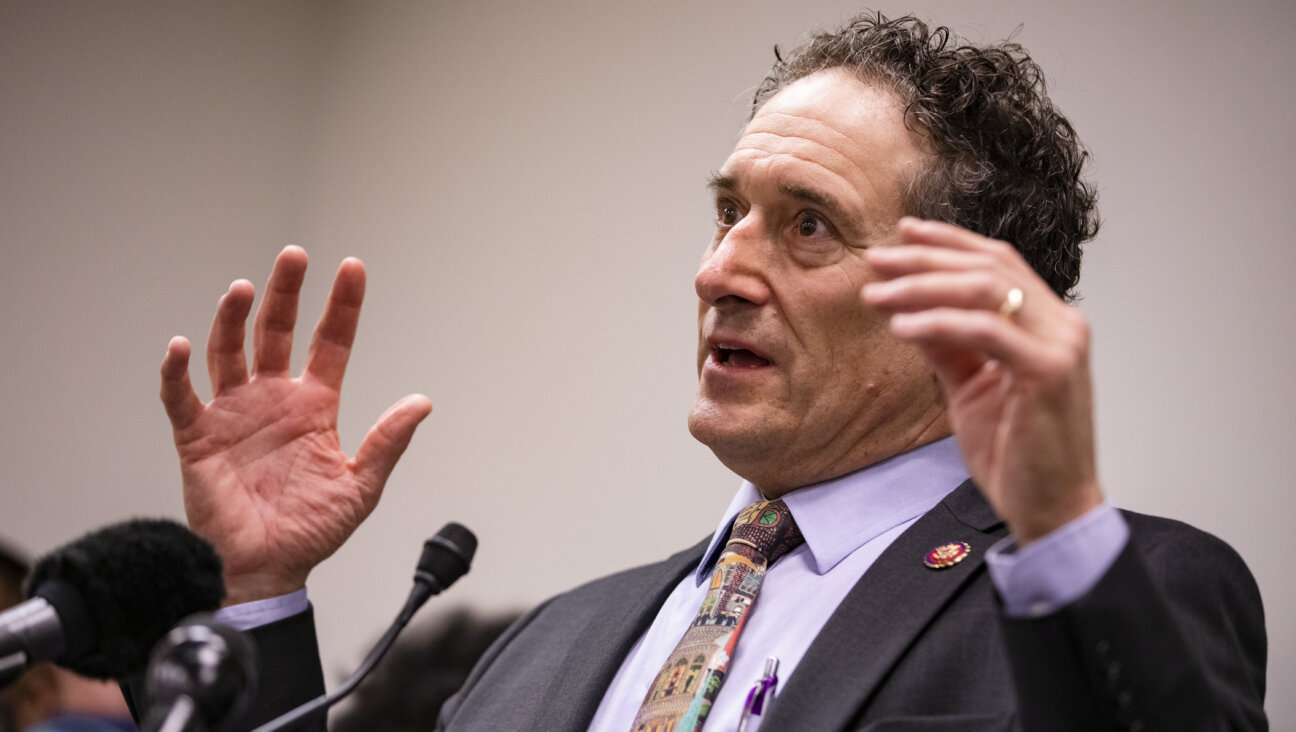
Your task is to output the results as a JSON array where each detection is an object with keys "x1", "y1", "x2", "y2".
[{"x1": 752, "y1": 12, "x2": 1098, "y2": 300}]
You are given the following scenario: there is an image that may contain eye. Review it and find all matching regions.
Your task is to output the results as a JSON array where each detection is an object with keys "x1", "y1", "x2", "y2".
[
  {"x1": 715, "y1": 199, "x2": 743, "y2": 228},
  {"x1": 795, "y1": 211, "x2": 834, "y2": 238}
]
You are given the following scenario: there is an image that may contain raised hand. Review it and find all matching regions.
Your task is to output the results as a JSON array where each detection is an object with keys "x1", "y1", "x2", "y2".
[
  {"x1": 862, "y1": 218, "x2": 1102, "y2": 545},
  {"x1": 160, "y1": 246, "x2": 432, "y2": 604}
]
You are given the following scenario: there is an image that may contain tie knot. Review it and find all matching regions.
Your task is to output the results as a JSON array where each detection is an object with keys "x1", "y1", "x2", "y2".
[{"x1": 727, "y1": 499, "x2": 804, "y2": 567}]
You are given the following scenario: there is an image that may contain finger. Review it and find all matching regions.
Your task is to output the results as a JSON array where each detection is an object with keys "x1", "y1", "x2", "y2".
[
  {"x1": 206, "y1": 280, "x2": 255, "y2": 395},
  {"x1": 303, "y1": 257, "x2": 366, "y2": 391},
  {"x1": 866, "y1": 244, "x2": 993, "y2": 279},
  {"x1": 160, "y1": 336, "x2": 205, "y2": 430},
  {"x1": 889, "y1": 308, "x2": 1050, "y2": 374},
  {"x1": 898, "y1": 217, "x2": 1004, "y2": 253},
  {"x1": 252, "y1": 246, "x2": 309, "y2": 376},
  {"x1": 863, "y1": 270, "x2": 1009, "y2": 314},
  {"x1": 352, "y1": 394, "x2": 434, "y2": 505},
  {"x1": 868, "y1": 234, "x2": 1064, "y2": 333}
]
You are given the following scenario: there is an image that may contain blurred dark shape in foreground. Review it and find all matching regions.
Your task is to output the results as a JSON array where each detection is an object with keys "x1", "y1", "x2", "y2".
[{"x1": 328, "y1": 607, "x2": 520, "y2": 732}]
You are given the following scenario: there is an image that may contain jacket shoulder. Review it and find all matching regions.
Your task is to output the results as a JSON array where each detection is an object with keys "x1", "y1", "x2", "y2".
[{"x1": 438, "y1": 537, "x2": 709, "y2": 731}]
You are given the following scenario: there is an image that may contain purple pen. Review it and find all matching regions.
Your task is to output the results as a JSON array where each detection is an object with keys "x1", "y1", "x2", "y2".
[{"x1": 737, "y1": 656, "x2": 780, "y2": 732}]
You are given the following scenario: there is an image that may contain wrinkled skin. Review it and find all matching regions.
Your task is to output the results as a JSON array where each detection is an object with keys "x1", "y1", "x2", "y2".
[
  {"x1": 159, "y1": 247, "x2": 431, "y2": 604},
  {"x1": 864, "y1": 218, "x2": 1102, "y2": 544},
  {"x1": 690, "y1": 69, "x2": 1102, "y2": 541}
]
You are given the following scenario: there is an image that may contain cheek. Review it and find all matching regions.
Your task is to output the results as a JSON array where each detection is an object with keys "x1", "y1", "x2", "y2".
[
  {"x1": 781, "y1": 260, "x2": 885, "y2": 377},
  {"x1": 852, "y1": 338, "x2": 936, "y2": 403},
  {"x1": 814, "y1": 302, "x2": 902, "y2": 390}
]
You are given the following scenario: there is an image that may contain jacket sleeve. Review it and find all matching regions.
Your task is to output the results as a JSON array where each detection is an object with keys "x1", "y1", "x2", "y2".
[
  {"x1": 1000, "y1": 523, "x2": 1266, "y2": 731},
  {"x1": 123, "y1": 605, "x2": 328, "y2": 731}
]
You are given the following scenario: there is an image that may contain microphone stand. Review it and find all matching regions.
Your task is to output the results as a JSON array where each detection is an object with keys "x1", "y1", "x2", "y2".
[
  {"x1": 249, "y1": 524, "x2": 475, "y2": 732},
  {"x1": 248, "y1": 585, "x2": 427, "y2": 732}
]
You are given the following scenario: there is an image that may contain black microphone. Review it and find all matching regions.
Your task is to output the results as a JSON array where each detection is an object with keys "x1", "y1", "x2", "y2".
[
  {"x1": 141, "y1": 614, "x2": 257, "y2": 732},
  {"x1": 250, "y1": 522, "x2": 476, "y2": 732},
  {"x1": 0, "y1": 518, "x2": 224, "y2": 688}
]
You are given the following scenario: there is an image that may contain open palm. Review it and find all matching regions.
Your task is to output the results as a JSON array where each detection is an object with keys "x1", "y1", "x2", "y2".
[{"x1": 160, "y1": 248, "x2": 431, "y2": 604}]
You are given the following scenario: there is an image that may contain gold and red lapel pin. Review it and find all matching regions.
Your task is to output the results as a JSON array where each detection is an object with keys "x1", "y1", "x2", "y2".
[{"x1": 923, "y1": 541, "x2": 971, "y2": 569}]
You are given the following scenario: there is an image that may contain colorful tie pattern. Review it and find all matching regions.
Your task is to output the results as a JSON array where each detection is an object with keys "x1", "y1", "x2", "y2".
[{"x1": 630, "y1": 499, "x2": 804, "y2": 732}]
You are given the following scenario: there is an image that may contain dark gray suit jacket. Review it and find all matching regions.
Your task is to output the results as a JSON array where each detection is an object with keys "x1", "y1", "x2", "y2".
[
  {"x1": 436, "y1": 480, "x2": 1265, "y2": 730},
  {"x1": 216, "y1": 480, "x2": 1266, "y2": 731}
]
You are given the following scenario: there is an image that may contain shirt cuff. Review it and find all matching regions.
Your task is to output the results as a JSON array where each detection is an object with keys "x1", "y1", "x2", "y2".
[
  {"x1": 214, "y1": 588, "x2": 310, "y2": 631},
  {"x1": 986, "y1": 502, "x2": 1129, "y2": 618}
]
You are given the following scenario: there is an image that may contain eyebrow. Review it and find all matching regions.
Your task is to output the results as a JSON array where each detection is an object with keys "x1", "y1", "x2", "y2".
[
  {"x1": 778, "y1": 183, "x2": 849, "y2": 221},
  {"x1": 707, "y1": 171, "x2": 738, "y2": 193},
  {"x1": 707, "y1": 172, "x2": 850, "y2": 222}
]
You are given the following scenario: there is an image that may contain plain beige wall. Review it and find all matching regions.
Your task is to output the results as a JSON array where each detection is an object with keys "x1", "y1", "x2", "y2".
[{"x1": 3, "y1": 0, "x2": 1292, "y2": 723}]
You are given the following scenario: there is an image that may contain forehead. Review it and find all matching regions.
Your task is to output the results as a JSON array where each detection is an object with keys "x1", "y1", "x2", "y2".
[{"x1": 721, "y1": 69, "x2": 925, "y2": 214}]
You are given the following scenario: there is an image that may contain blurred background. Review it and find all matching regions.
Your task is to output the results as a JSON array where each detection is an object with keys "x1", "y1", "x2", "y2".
[{"x1": 2, "y1": 0, "x2": 1292, "y2": 725}]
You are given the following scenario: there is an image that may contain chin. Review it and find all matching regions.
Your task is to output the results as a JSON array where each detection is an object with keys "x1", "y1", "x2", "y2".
[
  {"x1": 688, "y1": 416, "x2": 798, "y2": 497},
  {"x1": 688, "y1": 398, "x2": 781, "y2": 467}
]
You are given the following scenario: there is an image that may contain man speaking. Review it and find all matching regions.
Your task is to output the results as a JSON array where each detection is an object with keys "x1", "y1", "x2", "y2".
[{"x1": 155, "y1": 12, "x2": 1265, "y2": 730}]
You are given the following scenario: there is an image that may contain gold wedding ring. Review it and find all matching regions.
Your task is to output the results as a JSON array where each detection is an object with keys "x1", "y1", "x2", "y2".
[{"x1": 998, "y1": 287, "x2": 1024, "y2": 319}]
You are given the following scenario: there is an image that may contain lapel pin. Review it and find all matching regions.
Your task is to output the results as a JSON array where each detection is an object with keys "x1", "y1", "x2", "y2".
[{"x1": 924, "y1": 541, "x2": 971, "y2": 569}]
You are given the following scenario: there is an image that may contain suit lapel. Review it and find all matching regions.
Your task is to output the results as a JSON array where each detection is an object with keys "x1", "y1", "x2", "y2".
[
  {"x1": 533, "y1": 537, "x2": 711, "y2": 730},
  {"x1": 760, "y1": 480, "x2": 1005, "y2": 731}
]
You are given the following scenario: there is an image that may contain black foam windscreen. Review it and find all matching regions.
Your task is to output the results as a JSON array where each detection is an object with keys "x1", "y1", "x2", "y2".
[
  {"x1": 27, "y1": 518, "x2": 224, "y2": 678},
  {"x1": 416, "y1": 522, "x2": 476, "y2": 591}
]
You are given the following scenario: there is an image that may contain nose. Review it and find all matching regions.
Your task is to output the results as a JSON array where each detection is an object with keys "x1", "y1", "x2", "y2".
[{"x1": 694, "y1": 218, "x2": 772, "y2": 307}]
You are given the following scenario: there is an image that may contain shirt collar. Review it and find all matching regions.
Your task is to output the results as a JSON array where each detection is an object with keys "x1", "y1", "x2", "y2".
[{"x1": 693, "y1": 436, "x2": 969, "y2": 584}]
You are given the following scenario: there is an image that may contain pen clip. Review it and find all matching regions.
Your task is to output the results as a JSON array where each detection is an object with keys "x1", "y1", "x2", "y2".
[{"x1": 737, "y1": 656, "x2": 780, "y2": 732}]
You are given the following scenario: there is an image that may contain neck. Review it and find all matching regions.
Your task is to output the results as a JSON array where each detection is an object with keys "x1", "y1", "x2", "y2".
[{"x1": 747, "y1": 417, "x2": 953, "y2": 499}]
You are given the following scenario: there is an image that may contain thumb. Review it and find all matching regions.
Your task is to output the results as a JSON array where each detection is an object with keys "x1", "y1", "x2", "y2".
[{"x1": 353, "y1": 394, "x2": 434, "y2": 499}]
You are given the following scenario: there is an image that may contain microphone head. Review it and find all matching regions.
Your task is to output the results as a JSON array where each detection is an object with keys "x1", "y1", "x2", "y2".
[
  {"x1": 415, "y1": 522, "x2": 476, "y2": 592},
  {"x1": 27, "y1": 518, "x2": 224, "y2": 678},
  {"x1": 145, "y1": 614, "x2": 257, "y2": 732}
]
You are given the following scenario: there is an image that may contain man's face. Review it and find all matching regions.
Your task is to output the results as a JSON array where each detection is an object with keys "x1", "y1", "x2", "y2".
[{"x1": 687, "y1": 69, "x2": 950, "y2": 495}]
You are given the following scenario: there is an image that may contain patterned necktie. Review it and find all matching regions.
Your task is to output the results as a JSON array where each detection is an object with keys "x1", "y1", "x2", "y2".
[{"x1": 631, "y1": 499, "x2": 804, "y2": 732}]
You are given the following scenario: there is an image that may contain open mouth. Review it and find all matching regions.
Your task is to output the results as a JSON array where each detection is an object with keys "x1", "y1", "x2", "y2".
[{"x1": 715, "y1": 345, "x2": 773, "y2": 368}]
